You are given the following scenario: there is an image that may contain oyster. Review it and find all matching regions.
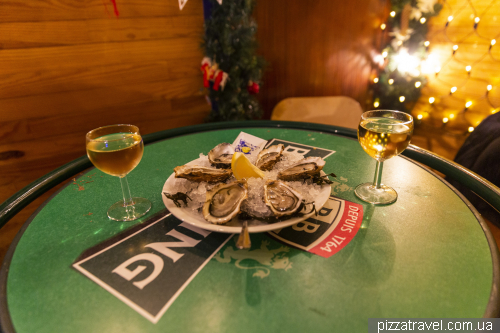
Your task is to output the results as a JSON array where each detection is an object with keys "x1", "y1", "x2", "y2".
[
  {"x1": 255, "y1": 144, "x2": 285, "y2": 171},
  {"x1": 203, "y1": 180, "x2": 248, "y2": 224},
  {"x1": 264, "y1": 180, "x2": 303, "y2": 217},
  {"x1": 208, "y1": 143, "x2": 234, "y2": 169},
  {"x1": 174, "y1": 165, "x2": 232, "y2": 183},
  {"x1": 278, "y1": 157, "x2": 325, "y2": 181}
]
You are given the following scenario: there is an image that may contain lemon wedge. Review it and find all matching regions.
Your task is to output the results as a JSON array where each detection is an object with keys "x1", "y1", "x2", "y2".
[{"x1": 231, "y1": 152, "x2": 265, "y2": 180}]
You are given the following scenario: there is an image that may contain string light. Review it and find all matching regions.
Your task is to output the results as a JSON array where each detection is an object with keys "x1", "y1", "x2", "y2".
[
  {"x1": 399, "y1": 96, "x2": 405, "y2": 102},
  {"x1": 465, "y1": 65, "x2": 471, "y2": 75},
  {"x1": 390, "y1": 11, "x2": 396, "y2": 17},
  {"x1": 382, "y1": 51, "x2": 388, "y2": 58},
  {"x1": 374, "y1": 100, "x2": 380, "y2": 108},
  {"x1": 373, "y1": 77, "x2": 379, "y2": 83},
  {"x1": 442, "y1": 117, "x2": 449, "y2": 123},
  {"x1": 468, "y1": 126, "x2": 474, "y2": 132},
  {"x1": 446, "y1": 15, "x2": 453, "y2": 27},
  {"x1": 452, "y1": 45, "x2": 458, "y2": 55},
  {"x1": 435, "y1": 66, "x2": 441, "y2": 76},
  {"x1": 417, "y1": 114, "x2": 423, "y2": 120},
  {"x1": 388, "y1": 78, "x2": 394, "y2": 85},
  {"x1": 381, "y1": 23, "x2": 386, "y2": 30},
  {"x1": 424, "y1": 41, "x2": 430, "y2": 47},
  {"x1": 415, "y1": 81, "x2": 421, "y2": 88},
  {"x1": 487, "y1": 84, "x2": 492, "y2": 91},
  {"x1": 449, "y1": 114, "x2": 455, "y2": 119},
  {"x1": 429, "y1": 97, "x2": 435, "y2": 104},
  {"x1": 450, "y1": 86, "x2": 457, "y2": 94},
  {"x1": 491, "y1": 39, "x2": 497, "y2": 50},
  {"x1": 474, "y1": 17, "x2": 480, "y2": 29},
  {"x1": 420, "y1": 17, "x2": 426, "y2": 24},
  {"x1": 465, "y1": 101, "x2": 472, "y2": 109}
]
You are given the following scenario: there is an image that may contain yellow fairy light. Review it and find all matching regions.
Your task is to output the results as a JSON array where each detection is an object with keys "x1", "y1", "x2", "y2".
[
  {"x1": 388, "y1": 79, "x2": 394, "y2": 85},
  {"x1": 382, "y1": 51, "x2": 388, "y2": 58},
  {"x1": 417, "y1": 114, "x2": 423, "y2": 120},
  {"x1": 492, "y1": 39, "x2": 497, "y2": 46},
  {"x1": 429, "y1": 97, "x2": 435, "y2": 104},
  {"x1": 435, "y1": 66, "x2": 441, "y2": 74},
  {"x1": 453, "y1": 45, "x2": 458, "y2": 51},
  {"x1": 448, "y1": 16, "x2": 454, "y2": 22},
  {"x1": 390, "y1": 11, "x2": 396, "y2": 17},
  {"x1": 487, "y1": 84, "x2": 492, "y2": 91},
  {"x1": 442, "y1": 117, "x2": 449, "y2": 123},
  {"x1": 466, "y1": 65, "x2": 471, "y2": 72},
  {"x1": 449, "y1": 114, "x2": 455, "y2": 119},
  {"x1": 381, "y1": 23, "x2": 386, "y2": 30},
  {"x1": 373, "y1": 77, "x2": 379, "y2": 83},
  {"x1": 399, "y1": 96, "x2": 405, "y2": 102},
  {"x1": 468, "y1": 126, "x2": 474, "y2": 132},
  {"x1": 374, "y1": 101, "x2": 380, "y2": 108},
  {"x1": 475, "y1": 17, "x2": 480, "y2": 23},
  {"x1": 424, "y1": 41, "x2": 430, "y2": 47},
  {"x1": 420, "y1": 17, "x2": 426, "y2": 24},
  {"x1": 465, "y1": 101, "x2": 472, "y2": 108},
  {"x1": 450, "y1": 86, "x2": 457, "y2": 94},
  {"x1": 415, "y1": 81, "x2": 421, "y2": 88}
]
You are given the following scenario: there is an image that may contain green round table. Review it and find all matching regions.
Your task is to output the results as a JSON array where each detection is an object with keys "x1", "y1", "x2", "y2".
[{"x1": 1, "y1": 123, "x2": 498, "y2": 333}]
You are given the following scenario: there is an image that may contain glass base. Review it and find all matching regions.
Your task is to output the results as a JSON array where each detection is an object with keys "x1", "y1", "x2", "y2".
[
  {"x1": 107, "y1": 197, "x2": 152, "y2": 221},
  {"x1": 354, "y1": 183, "x2": 398, "y2": 205}
]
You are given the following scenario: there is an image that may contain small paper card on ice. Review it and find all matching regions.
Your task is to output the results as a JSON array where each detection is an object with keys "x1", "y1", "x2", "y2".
[
  {"x1": 231, "y1": 132, "x2": 267, "y2": 155},
  {"x1": 268, "y1": 196, "x2": 363, "y2": 258}
]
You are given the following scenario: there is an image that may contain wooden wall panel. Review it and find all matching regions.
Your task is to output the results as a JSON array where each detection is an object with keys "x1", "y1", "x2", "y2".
[
  {"x1": 254, "y1": 0, "x2": 388, "y2": 119},
  {"x1": 0, "y1": 0, "x2": 209, "y2": 238}
]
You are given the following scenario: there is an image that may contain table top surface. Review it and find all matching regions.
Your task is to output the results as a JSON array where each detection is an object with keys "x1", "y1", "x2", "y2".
[{"x1": 1, "y1": 127, "x2": 497, "y2": 333}]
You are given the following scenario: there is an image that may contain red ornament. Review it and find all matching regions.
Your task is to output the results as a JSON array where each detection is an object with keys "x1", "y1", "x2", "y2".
[{"x1": 247, "y1": 81, "x2": 260, "y2": 94}]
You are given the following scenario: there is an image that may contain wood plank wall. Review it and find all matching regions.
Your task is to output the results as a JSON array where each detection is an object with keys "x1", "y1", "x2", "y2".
[
  {"x1": 0, "y1": 0, "x2": 208, "y2": 200},
  {"x1": 254, "y1": 0, "x2": 389, "y2": 119},
  {"x1": 0, "y1": 0, "x2": 209, "y2": 260}
]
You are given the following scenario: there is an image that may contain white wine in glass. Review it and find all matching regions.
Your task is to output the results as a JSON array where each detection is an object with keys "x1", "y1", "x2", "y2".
[
  {"x1": 86, "y1": 124, "x2": 151, "y2": 221},
  {"x1": 355, "y1": 110, "x2": 414, "y2": 205}
]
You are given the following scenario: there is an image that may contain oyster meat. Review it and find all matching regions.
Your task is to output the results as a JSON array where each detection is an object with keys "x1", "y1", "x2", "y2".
[
  {"x1": 203, "y1": 180, "x2": 248, "y2": 224},
  {"x1": 255, "y1": 144, "x2": 285, "y2": 171},
  {"x1": 174, "y1": 165, "x2": 232, "y2": 183},
  {"x1": 263, "y1": 180, "x2": 303, "y2": 217},
  {"x1": 278, "y1": 157, "x2": 325, "y2": 181},
  {"x1": 208, "y1": 143, "x2": 234, "y2": 169}
]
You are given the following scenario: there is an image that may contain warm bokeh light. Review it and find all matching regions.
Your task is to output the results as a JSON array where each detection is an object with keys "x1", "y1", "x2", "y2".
[
  {"x1": 475, "y1": 17, "x2": 480, "y2": 23},
  {"x1": 453, "y1": 45, "x2": 458, "y2": 51},
  {"x1": 373, "y1": 77, "x2": 379, "y2": 83},
  {"x1": 450, "y1": 86, "x2": 457, "y2": 94},
  {"x1": 429, "y1": 97, "x2": 435, "y2": 104},
  {"x1": 442, "y1": 117, "x2": 449, "y2": 123},
  {"x1": 374, "y1": 101, "x2": 380, "y2": 108},
  {"x1": 468, "y1": 126, "x2": 474, "y2": 132},
  {"x1": 465, "y1": 101, "x2": 472, "y2": 108},
  {"x1": 421, "y1": 53, "x2": 441, "y2": 75},
  {"x1": 420, "y1": 17, "x2": 426, "y2": 24},
  {"x1": 394, "y1": 49, "x2": 420, "y2": 76},
  {"x1": 466, "y1": 65, "x2": 472, "y2": 72},
  {"x1": 449, "y1": 114, "x2": 455, "y2": 119},
  {"x1": 415, "y1": 81, "x2": 421, "y2": 88},
  {"x1": 390, "y1": 11, "x2": 396, "y2": 17},
  {"x1": 417, "y1": 114, "x2": 423, "y2": 120},
  {"x1": 382, "y1": 51, "x2": 388, "y2": 58},
  {"x1": 448, "y1": 16, "x2": 454, "y2": 22},
  {"x1": 487, "y1": 84, "x2": 492, "y2": 91},
  {"x1": 399, "y1": 96, "x2": 405, "y2": 102},
  {"x1": 380, "y1": 23, "x2": 386, "y2": 30},
  {"x1": 492, "y1": 39, "x2": 497, "y2": 46},
  {"x1": 388, "y1": 79, "x2": 394, "y2": 85}
]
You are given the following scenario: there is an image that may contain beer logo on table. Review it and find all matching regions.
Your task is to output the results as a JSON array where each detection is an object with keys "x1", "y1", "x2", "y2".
[{"x1": 73, "y1": 212, "x2": 232, "y2": 324}]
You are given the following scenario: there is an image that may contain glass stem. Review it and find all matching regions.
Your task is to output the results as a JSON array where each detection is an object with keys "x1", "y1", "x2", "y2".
[
  {"x1": 373, "y1": 161, "x2": 384, "y2": 189},
  {"x1": 120, "y1": 175, "x2": 135, "y2": 207}
]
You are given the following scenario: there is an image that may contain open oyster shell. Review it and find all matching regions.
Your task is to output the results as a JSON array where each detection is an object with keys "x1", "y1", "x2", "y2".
[
  {"x1": 263, "y1": 180, "x2": 303, "y2": 217},
  {"x1": 278, "y1": 157, "x2": 325, "y2": 181},
  {"x1": 174, "y1": 165, "x2": 232, "y2": 183},
  {"x1": 203, "y1": 180, "x2": 248, "y2": 224},
  {"x1": 255, "y1": 144, "x2": 285, "y2": 171},
  {"x1": 208, "y1": 143, "x2": 234, "y2": 169}
]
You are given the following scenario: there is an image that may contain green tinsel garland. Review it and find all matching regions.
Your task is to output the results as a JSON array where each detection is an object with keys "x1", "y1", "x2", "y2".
[
  {"x1": 202, "y1": 0, "x2": 266, "y2": 122},
  {"x1": 371, "y1": 0, "x2": 442, "y2": 113}
]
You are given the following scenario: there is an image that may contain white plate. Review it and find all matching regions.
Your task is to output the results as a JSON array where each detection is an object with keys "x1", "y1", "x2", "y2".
[{"x1": 161, "y1": 172, "x2": 332, "y2": 234}]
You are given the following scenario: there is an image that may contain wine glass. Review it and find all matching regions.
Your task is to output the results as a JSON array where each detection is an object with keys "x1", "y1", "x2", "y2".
[
  {"x1": 86, "y1": 124, "x2": 151, "y2": 221},
  {"x1": 355, "y1": 110, "x2": 414, "y2": 205}
]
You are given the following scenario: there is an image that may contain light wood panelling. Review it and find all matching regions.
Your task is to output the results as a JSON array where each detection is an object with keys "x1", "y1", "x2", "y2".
[{"x1": 0, "y1": 0, "x2": 209, "y2": 263}]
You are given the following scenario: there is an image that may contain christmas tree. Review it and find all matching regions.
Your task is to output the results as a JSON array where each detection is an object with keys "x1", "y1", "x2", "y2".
[{"x1": 201, "y1": 0, "x2": 265, "y2": 121}]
